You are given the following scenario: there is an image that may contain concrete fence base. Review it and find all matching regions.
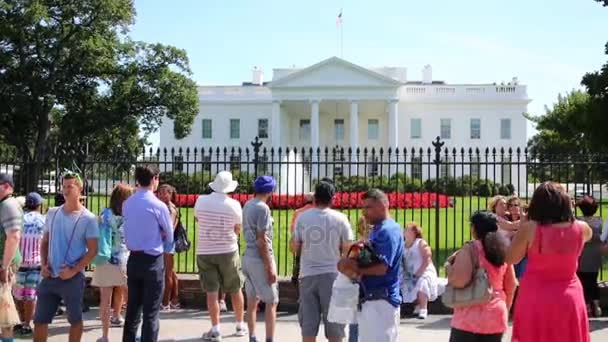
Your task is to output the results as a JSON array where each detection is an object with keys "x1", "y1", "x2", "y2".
[{"x1": 83, "y1": 274, "x2": 608, "y2": 317}]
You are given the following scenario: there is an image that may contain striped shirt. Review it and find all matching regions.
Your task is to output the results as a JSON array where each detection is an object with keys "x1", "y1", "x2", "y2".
[
  {"x1": 194, "y1": 192, "x2": 242, "y2": 255},
  {"x1": 20, "y1": 211, "x2": 45, "y2": 267}
]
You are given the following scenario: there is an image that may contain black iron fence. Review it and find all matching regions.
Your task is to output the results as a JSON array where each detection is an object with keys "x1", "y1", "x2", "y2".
[{"x1": 1, "y1": 137, "x2": 607, "y2": 279}]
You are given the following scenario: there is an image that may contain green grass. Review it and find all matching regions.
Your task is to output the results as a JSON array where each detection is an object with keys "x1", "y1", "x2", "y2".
[{"x1": 45, "y1": 194, "x2": 608, "y2": 279}]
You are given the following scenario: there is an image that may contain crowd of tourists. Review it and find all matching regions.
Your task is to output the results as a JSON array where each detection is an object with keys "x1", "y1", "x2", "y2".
[{"x1": 0, "y1": 168, "x2": 606, "y2": 342}]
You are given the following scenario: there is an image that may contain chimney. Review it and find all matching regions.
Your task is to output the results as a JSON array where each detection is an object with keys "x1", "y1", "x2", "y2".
[
  {"x1": 422, "y1": 65, "x2": 432, "y2": 84},
  {"x1": 512, "y1": 77, "x2": 519, "y2": 85},
  {"x1": 252, "y1": 67, "x2": 264, "y2": 86}
]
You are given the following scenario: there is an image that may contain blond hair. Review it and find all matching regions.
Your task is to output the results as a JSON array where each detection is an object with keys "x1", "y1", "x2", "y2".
[{"x1": 488, "y1": 195, "x2": 506, "y2": 213}]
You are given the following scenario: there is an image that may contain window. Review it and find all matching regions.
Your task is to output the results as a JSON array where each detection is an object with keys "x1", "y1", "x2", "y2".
[
  {"x1": 302, "y1": 155, "x2": 312, "y2": 174},
  {"x1": 229, "y1": 155, "x2": 240, "y2": 171},
  {"x1": 440, "y1": 119, "x2": 451, "y2": 139},
  {"x1": 334, "y1": 119, "x2": 345, "y2": 141},
  {"x1": 368, "y1": 119, "x2": 379, "y2": 140},
  {"x1": 230, "y1": 119, "x2": 240, "y2": 139},
  {"x1": 256, "y1": 155, "x2": 268, "y2": 174},
  {"x1": 368, "y1": 156, "x2": 379, "y2": 177},
  {"x1": 299, "y1": 119, "x2": 311, "y2": 140},
  {"x1": 202, "y1": 119, "x2": 212, "y2": 139},
  {"x1": 440, "y1": 157, "x2": 452, "y2": 178},
  {"x1": 333, "y1": 148, "x2": 345, "y2": 177},
  {"x1": 173, "y1": 156, "x2": 184, "y2": 173},
  {"x1": 470, "y1": 156, "x2": 480, "y2": 178},
  {"x1": 258, "y1": 119, "x2": 269, "y2": 139},
  {"x1": 202, "y1": 155, "x2": 212, "y2": 172},
  {"x1": 411, "y1": 157, "x2": 422, "y2": 180},
  {"x1": 500, "y1": 119, "x2": 511, "y2": 139},
  {"x1": 470, "y1": 118, "x2": 481, "y2": 139},
  {"x1": 501, "y1": 157, "x2": 512, "y2": 184},
  {"x1": 410, "y1": 118, "x2": 422, "y2": 139}
]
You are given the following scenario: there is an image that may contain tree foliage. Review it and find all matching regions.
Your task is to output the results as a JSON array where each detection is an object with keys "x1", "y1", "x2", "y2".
[{"x1": 0, "y1": 0, "x2": 198, "y2": 189}]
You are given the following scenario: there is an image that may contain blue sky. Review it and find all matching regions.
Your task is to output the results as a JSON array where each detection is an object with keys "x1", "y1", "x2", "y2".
[{"x1": 130, "y1": 0, "x2": 608, "y2": 147}]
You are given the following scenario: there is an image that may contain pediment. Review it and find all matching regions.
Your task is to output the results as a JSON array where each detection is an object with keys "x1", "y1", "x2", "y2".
[{"x1": 270, "y1": 57, "x2": 401, "y2": 88}]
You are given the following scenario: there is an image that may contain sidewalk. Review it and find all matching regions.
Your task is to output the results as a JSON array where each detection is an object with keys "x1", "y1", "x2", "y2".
[{"x1": 27, "y1": 308, "x2": 608, "y2": 341}]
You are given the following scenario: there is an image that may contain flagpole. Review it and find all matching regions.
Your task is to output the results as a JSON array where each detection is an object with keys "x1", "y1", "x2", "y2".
[{"x1": 340, "y1": 23, "x2": 343, "y2": 58}]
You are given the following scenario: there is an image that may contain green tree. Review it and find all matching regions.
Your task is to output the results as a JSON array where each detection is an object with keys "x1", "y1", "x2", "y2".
[{"x1": 0, "y1": 0, "x2": 198, "y2": 190}]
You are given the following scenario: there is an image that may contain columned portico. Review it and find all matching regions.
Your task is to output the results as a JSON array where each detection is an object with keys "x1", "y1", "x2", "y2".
[
  {"x1": 271, "y1": 100, "x2": 281, "y2": 147},
  {"x1": 310, "y1": 100, "x2": 320, "y2": 150},
  {"x1": 388, "y1": 99, "x2": 399, "y2": 149},
  {"x1": 349, "y1": 100, "x2": 359, "y2": 149}
]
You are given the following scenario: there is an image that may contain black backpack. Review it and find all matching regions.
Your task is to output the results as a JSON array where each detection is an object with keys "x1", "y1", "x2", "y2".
[{"x1": 173, "y1": 216, "x2": 191, "y2": 253}]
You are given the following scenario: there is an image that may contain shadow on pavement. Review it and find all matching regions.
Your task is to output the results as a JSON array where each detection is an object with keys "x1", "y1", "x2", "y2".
[
  {"x1": 413, "y1": 317, "x2": 452, "y2": 330},
  {"x1": 590, "y1": 318, "x2": 608, "y2": 332}
]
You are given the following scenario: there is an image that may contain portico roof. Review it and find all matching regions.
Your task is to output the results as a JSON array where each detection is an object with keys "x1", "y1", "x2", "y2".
[{"x1": 269, "y1": 57, "x2": 401, "y2": 88}]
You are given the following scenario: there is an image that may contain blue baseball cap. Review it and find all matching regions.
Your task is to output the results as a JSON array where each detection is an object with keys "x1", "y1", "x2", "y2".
[
  {"x1": 253, "y1": 175, "x2": 276, "y2": 194},
  {"x1": 25, "y1": 192, "x2": 43, "y2": 207},
  {"x1": 0, "y1": 173, "x2": 14, "y2": 188}
]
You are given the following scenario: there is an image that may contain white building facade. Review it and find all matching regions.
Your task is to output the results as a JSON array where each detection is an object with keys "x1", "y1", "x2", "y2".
[{"x1": 159, "y1": 57, "x2": 530, "y2": 192}]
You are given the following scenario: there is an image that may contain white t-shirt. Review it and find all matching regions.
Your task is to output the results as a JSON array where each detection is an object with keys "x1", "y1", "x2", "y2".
[
  {"x1": 194, "y1": 192, "x2": 243, "y2": 255},
  {"x1": 293, "y1": 207, "x2": 353, "y2": 278}
]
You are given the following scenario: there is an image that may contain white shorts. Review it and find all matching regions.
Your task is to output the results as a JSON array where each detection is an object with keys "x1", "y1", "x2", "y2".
[{"x1": 358, "y1": 300, "x2": 400, "y2": 342}]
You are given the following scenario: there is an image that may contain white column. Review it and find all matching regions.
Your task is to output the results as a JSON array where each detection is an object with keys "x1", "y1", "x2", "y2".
[
  {"x1": 388, "y1": 99, "x2": 399, "y2": 148},
  {"x1": 271, "y1": 100, "x2": 281, "y2": 147},
  {"x1": 310, "y1": 100, "x2": 320, "y2": 149},
  {"x1": 349, "y1": 100, "x2": 359, "y2": 176},
  {"x1": 349, "y1": 100, "x2": 359, "y2": 149}
]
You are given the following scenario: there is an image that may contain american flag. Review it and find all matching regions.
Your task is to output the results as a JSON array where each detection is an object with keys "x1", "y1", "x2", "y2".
[{"x1": 336, "y1": 9, "x2": 343, "y2": 27}]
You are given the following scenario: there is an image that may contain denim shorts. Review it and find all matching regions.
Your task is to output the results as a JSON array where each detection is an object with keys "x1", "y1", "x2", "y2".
[
  {"x1": 34, "y1": 272, "x2": 86, "y2": 324},
  {"x1": 13, "y1": 266, "x2": 42, "y2": 301}
]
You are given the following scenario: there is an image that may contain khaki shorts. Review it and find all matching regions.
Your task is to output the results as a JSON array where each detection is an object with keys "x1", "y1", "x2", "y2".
[{"x1": 197, "y1": 252, "x2": 243, "y2": 293}]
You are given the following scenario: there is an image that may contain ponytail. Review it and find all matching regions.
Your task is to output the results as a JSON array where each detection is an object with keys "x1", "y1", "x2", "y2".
[
  {"x1": 481, "y1": 231, "x2": 506, "y2": 267},
  {"x1": 470, "y1": 210, "x2": 507, "y2": 267}
]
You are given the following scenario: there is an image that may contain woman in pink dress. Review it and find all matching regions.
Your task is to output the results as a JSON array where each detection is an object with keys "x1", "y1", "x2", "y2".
[{"x1": 507, "y1": 182, "x2": 592, "y2": 342}]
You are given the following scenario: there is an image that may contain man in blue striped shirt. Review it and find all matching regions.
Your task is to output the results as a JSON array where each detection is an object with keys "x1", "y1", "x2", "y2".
[{"x1": 122, "y1": 165, "x2": 173, "y2": 342}]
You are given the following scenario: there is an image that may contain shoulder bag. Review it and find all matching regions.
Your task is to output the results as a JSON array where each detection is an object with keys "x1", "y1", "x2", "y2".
[{"x1": 442, "y1": 241, "x2": 493, "y2": 308}]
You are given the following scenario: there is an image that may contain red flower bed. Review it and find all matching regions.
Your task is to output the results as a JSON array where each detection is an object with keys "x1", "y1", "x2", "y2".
[{"x1": 175, "y1": 192, "x2": 452, "y2": 209}]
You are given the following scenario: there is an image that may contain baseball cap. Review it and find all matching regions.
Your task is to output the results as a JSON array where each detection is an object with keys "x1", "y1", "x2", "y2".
[
  {"x1": 0, "y1": 173, "x2": 14, "y2": 188},
  {"x1": 253, "y1": 175, "x2": 276, "y2": 194},
  {"x1": 25, "y1": 192, "x2": 44, "y2": 207}
]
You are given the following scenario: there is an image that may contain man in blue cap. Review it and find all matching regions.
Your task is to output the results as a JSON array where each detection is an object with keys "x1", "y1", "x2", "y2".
[{"x1": 242, "y1": 175, "x2": 278, "y2": 342}]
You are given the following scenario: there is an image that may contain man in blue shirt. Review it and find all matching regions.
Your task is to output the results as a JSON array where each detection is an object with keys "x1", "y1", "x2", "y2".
[
  {"x1": 338, "y1": 189, "x2": 404, "y2": 342},
  {"x1": 33, "y1": 173, "x2": 99, "y2": 342},
  {"x1": 122, "y1": 165, "x2": 173, "y2": 342}
]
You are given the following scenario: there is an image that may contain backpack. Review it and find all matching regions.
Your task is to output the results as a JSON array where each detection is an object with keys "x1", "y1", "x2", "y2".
[{"x1": 173, "y1": 216, "x2": 191, "y2": 253}]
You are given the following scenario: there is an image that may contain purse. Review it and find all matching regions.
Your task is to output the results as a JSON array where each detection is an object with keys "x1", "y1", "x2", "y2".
[
  {"x1": 173, "y1": 216, "x2": 191, "y2": 253},
  {"x1": 442, "y1": 241, "x2": 493, "y2": 308}
]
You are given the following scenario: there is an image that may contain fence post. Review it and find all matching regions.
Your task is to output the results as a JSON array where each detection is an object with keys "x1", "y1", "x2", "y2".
[
  {"x1": 251, "y1": 136, "x2": 263, "y2": 178},
  {"x1": 432, "y1": 136, "x2": 444, "y2": 267}
]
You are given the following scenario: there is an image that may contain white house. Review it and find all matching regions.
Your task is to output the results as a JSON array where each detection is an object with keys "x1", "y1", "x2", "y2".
[{"x1": 159, "y1": 57, "x2": 530, "y2": 192}]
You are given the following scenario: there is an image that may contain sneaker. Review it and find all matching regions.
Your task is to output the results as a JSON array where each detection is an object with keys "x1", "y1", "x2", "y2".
[
  {"x1": 219, "y1": 300, "x2": 228, "y2": 312},
  {"x1": 417, "y1": 309, "x2": 428, "y2": 320},
  {"x1": 412, "y1": 306, "x2": 420, "y2": 315},
  {"x1": 160, "y1": 304, "x2": 172, "y2": 312},
  {"x1": 202, "y1": 329, "x2": 222, "y2": 341},
  {"x1": 593, "y1": 303, "x2": 603, "y2": 318},
  {"x1": 110, "y1": 315, "x2": 125, "y2": 327},
  {"x1": 96, "y1": 337, "x2": 109, "y2": 342},
  {"x1": 20, "y1": 325, "x2": 33, "y2": 336},
  {"x1": 170, "y1": 302, "x2": 181, "y2": 310},
  {"x1": 235, "y1": 324, "x2": 248, "y2": 337}
]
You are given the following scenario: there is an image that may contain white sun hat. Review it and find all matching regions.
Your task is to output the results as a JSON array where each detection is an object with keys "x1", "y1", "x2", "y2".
[{"x1": 208, "y1": 171, "x2": 238, "y2": 194}]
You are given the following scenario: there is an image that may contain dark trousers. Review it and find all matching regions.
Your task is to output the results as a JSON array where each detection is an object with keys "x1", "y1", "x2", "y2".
[
  {"x1": 449, "y1": 328, "x2": 503, "y2": 342},
  {"x1": 577, "y1": 271, "x2": 600, "y2": 303},
  {"x1": 123, "y1": 252, "x2": 165, "y2": 342}
]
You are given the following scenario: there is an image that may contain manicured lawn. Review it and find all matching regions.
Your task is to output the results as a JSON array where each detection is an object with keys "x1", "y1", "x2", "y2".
[{"x1": 66, "y1": 194, "x2": 608, "y2": 280}]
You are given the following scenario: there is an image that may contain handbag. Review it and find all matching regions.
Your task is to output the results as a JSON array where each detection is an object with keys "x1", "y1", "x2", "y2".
[
  {"x1": 347, "y1": 241, "x2": 382, "y2": 268},
  {"x1": 442, "y1": 241, "x2": 493, "y2": 308},
  {"x1": 173, "y1": 216, "x2": 191, "y2": 253}
]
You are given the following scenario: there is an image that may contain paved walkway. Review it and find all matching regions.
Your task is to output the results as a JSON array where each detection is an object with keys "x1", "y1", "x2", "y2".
[{"x1": 25, "y1": 308, "x2": 608, "y2": 341}]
